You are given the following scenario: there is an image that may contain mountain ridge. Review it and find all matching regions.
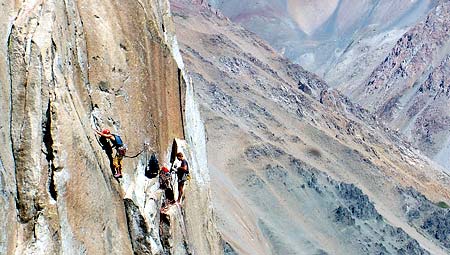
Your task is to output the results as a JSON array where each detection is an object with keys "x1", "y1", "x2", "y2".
[
  {"x1": 170, "y1": 0, "x2": 450, "y2": 253},
  {"x1": 348, "y1": 0, "x2": 450, "y2": 168}
]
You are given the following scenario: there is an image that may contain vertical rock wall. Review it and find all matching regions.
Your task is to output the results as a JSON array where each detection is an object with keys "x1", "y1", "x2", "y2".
[
  {"x1": 119, "y1": 1, "x2": 223, "y2": 252},
  {"x1": 0, "y1": 0, "x2": 220, "y2": 254},
  {"x1": 0, "y1": 1, "x2": 18, "y2": 254}
]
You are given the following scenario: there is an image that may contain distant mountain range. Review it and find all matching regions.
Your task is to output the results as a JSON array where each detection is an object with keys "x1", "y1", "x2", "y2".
[
  {"x1": 210, "y1": 0, "x2": 450, "y2": 169},
  {"x1": 2, "y1": 0, "x2": 448, "y2": 254},
  {"x1": 171, "y1": 0, "x2": 450, "y2": 254},
  {"x1": 209, "y1": 0, "x2": 437, "y2": 82}
]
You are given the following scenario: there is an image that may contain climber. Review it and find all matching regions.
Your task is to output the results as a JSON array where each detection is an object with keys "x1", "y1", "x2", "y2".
[
  {"x1": 174, "y1": 152, "x2": 189, "y2": 204},
  {"x1": 94, "y1": 128, "x2": 127, "y2": 178},
  {"x1": 98, "y1": 132, "x2": 114, "y2": 171},
  {"x1": 159, "y1": 166, "x2": 175, "y2": 204}
]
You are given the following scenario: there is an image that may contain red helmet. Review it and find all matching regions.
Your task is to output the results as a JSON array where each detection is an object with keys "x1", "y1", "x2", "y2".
[
  {"x1": 102, "y1": 129, "x2": 110, "y2": 134},
  {"x1": 161, "y1": 166, "x2": 169, "y2": 173}
]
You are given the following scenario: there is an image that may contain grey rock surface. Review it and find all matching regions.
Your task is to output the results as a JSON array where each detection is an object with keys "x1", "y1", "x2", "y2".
[
  {"x1": 400, "y1": 187, "x2": 450, "y2": 249},
  {"x1": 171, "y1": 1, "x2": 450, "y2": 254},
  {"x1": 0, "y1": 0, "x2": 222, "y2": 254}
]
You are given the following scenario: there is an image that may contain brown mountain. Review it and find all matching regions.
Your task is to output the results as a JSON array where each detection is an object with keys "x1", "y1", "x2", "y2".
[
  {"x1": 349, "y1": 1, "x2": 450, "y2": 168},
  {"x1": 1, "y1": 0, "x2": 450, "y2": 254},
  {"x1": 209, "y1": 0, "x2": 437, "y2": 83},
  {"x1": 210, "y1": 0, "x2": 450, "y2": 170},
  {"x1": 171, "y1": 0, "x2": 450, "y2": 254}
]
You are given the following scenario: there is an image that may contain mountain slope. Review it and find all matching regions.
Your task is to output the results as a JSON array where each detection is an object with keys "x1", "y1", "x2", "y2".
[
  {"x1": 209, "y1": 0, "x2": 437, "y2": 83},
  {"x1": 349, "y1": 1, "x2": 450, "y2": 168},
  {"x1": 211, "y1": 0, "x2": 450, "y2": 170},
  {"x1": 171, "y1": 1, "x2": 450, "y2": 254}
]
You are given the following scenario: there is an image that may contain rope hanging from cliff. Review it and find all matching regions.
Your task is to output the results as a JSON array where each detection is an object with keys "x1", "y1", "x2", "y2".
[
  {"x1": 123, "y1": 149, "x2": 144, "y2": 158},
  {"x1": 125, "y1": 141, "x2": 151, "y2": 159}
]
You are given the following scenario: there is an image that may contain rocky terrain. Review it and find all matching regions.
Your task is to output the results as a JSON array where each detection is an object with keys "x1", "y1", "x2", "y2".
[
  {"x1": 2, "y1": 0, "x2": 450, "y2": 254},
  {"x1": 208, "y1": 0, "x2": 437, "y2": 86},
  {"x1": 350, "y1": 1, "x2": 450, "y2": 169},
  {"x1": 171, "y1": 1, "x2": 450, "y2": 254},
  {"x1": 0, "y1": 0, "x2": 221, "y2": 254},
  {"x1": 210, "y1": 0, "x2": 450, "y2": 171}
]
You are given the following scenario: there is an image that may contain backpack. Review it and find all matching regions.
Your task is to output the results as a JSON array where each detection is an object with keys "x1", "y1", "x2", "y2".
[
  {"x1": 112, "y1": 134, "x2": 127, "y2": 156},
  {"x1": 145, "y1": 153, "x2": 159, "y2": 178},
  {"x1": 113, "y1": 134, "x2": 124, "y2": 147}
]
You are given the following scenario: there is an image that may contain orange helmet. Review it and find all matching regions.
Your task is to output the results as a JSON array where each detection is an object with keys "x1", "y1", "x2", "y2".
[{"x1": 102, "y1": 129, "x2": 110, "y2": 134}]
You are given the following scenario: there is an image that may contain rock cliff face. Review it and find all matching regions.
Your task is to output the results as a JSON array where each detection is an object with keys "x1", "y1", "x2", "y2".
[
  {"x1": 2, "y1": 0, "x2": 450, "y2": 254},
  {"x1": 171, "y1": 1, "x2": 450, "y2": 254},
  {"x1": 0, "y1": 0, "x2": 220, "y2": 254}
]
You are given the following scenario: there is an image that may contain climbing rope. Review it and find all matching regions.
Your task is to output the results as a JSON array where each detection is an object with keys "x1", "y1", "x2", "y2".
[
  {"x1": 123, "y1": 149, "x2": 144, "y2": 158},
  {"x1": 123, "y1": 141, "x2": 149, "y2": 158}
]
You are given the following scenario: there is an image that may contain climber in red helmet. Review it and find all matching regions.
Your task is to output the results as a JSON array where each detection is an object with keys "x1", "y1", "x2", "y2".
[{"x1": 94, "y1": 128, "x2": 127, "y2": 178}]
